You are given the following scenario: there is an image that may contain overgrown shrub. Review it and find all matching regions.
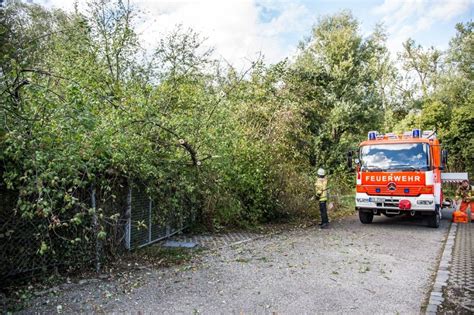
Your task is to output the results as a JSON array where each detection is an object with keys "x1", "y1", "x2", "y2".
[{"x1": 1, "y1": 0, "x2": 471, "y2": 279}]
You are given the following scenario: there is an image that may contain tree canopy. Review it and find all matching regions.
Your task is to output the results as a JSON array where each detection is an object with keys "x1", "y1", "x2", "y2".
[{"x1": 0, "y1": 0, "x2": 472, "y2": 260}]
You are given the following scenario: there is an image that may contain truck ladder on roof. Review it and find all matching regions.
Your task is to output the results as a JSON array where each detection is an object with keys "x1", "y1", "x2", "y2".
[{"x1": 441, "y1": 173, "x2": 469, "y2": 183}]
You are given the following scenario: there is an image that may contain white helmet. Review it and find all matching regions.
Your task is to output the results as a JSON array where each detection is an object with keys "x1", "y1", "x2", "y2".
[{"x1": 317, "y1": 168, "x2": 325, "y2": 176}]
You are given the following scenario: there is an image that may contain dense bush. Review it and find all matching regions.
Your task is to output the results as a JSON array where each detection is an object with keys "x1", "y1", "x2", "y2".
[{"x1": 0, "y1": 0, "x2": 472, "y2": 271}]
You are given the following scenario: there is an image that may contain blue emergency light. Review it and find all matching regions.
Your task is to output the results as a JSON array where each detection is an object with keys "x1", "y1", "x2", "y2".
[
  {"x1": 368, "y1": 131, "x2": 377, "y2": 140},
  {"x1": 412, "y1": 129, "x2": 421, "y2": 138}
]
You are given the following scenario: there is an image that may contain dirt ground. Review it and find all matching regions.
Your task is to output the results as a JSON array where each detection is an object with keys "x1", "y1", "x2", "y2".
[{"x1": 20, "y1": 213, "x2": 450, "y2": 314}]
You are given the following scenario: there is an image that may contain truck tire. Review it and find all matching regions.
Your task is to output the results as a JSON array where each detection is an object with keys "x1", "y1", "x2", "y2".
[
  {"x1": 359, "y1": 211, "x2": 374, "y2": 224},
  {"x1": 427, "y1": 206, "x2": 441, "y2": 228}
]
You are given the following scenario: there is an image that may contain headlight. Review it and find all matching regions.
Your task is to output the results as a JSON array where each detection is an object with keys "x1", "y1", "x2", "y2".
[
  {"x1": 417, "y1": 200, "x2": 434, "y2": 205},
  {"x1": 356, "y1": 198, "x2": 370, "y2": 203}
]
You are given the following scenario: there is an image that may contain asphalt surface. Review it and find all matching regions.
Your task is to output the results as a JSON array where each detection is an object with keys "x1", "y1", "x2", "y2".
[{"x1": 23, "y1": 213, "x2": 451, "y2": 314}]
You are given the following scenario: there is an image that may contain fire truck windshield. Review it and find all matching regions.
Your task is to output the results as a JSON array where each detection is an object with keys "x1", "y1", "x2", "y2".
[{"x1": 360, "y1": 143, "x2": 430, "y2": 172}]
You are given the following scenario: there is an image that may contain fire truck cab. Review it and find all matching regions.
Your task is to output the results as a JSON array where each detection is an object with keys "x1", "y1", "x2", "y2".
[{"x1": 352, "y1": 129, "x2": 448, "y2": 228}]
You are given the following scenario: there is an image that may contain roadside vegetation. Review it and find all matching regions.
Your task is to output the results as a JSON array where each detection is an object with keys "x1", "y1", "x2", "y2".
[{"x1": 0, "y1": 0, "x2": 472, "y2": 277}]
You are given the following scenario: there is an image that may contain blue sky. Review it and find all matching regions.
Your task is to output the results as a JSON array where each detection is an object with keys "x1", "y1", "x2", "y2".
[
  {"x1": 295, "y1": 0, "x2": 471, "y2": 52},
  {"x1": 35, "y1": 0, "x2": 473, "y2": 68}
]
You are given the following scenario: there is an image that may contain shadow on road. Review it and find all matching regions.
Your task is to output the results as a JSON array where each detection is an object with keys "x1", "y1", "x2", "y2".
[{"x1": 365, "y1": 208, "x2": 454, "y2": 228}]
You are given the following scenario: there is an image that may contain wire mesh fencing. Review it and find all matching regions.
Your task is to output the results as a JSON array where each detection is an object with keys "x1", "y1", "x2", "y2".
[
  {"x1": 0, "y1": 181, "x2": 195, "y2": 282},
  {"x1": 125, "y1": 184, "x2": 194, "y2": 249},
  {"x1": 0, "y1": 187, "x2": 97, "y2": 282}
]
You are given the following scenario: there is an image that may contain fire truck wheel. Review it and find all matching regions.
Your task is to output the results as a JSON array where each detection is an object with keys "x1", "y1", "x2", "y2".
[
  {"x1": 359, "y1": 211, "x2": 374, "y2": 224},
  {"x1": 427, "y1": 206, "x2": 441, "y2": 228}
]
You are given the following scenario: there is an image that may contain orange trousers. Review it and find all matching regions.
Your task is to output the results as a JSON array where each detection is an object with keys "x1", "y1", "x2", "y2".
[{"x1": 459, "y1": 201, "x2": 474, "y2": 220}]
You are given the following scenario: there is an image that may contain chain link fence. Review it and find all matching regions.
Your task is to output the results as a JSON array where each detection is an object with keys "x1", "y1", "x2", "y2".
[
  {"x1": 0, "y1": 187, "x2": 97, "y2": 282},
  {"x1": 126, "y1": 184, "x2": 194, "y2": 249},
  {"x1": 0, "y1": 181, "x2": 194, "y2": 283}
]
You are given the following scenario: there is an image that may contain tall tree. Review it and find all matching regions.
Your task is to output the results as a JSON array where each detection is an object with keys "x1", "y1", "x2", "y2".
[
  {"x1": 399, "y1": 39, "x2": 442, "y2": 101},
  {"x1": 288, "y1": 11, "x2": 391, "y2": 171}
]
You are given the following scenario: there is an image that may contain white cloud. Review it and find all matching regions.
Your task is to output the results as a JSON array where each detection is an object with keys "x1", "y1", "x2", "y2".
[
  {"x1": 372, "y1": 0, "x2": 471, "y2": 55},
  {"x1": 35, "y1": 0, "x2": 312, "y2": 69},
  {"x1": 135, "y1": 0, "x2": 312, "y2": 69},
  {"x1": 36, "y1": 0, "x2": 81, "y2": 11}
]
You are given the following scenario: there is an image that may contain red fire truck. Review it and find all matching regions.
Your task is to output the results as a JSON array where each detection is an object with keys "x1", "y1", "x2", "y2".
[{"x1": 350, "y1": 129, "x2": 448, "y2": 228}]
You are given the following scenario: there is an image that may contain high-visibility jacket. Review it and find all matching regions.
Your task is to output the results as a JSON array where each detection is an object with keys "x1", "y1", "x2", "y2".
[{"x1": 315, "y1": 177, "x2": 328, "y2": 202}]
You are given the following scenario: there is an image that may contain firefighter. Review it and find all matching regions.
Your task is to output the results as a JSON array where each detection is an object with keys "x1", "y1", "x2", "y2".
[
  {"x1": 315, "y1": 168, "x2": 329, "y2": 228},
  {"x1": 455, "y1": 179, "x2": 474, "y2": 221}
]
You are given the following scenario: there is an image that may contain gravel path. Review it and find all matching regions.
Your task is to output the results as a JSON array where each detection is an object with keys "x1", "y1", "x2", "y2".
[{"x1": 23, "y1": 214, "x2": 450, "y2": 314}]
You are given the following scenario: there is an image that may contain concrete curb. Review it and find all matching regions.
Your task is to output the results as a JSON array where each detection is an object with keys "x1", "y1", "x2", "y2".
[{"x1": 425, "y1": 222, "x2": 457, "y2": 314}]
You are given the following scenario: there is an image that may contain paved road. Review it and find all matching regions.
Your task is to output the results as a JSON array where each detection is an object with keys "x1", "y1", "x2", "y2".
[{"x1": 23, "y1": 213, "x2": 451, "y2": 314}]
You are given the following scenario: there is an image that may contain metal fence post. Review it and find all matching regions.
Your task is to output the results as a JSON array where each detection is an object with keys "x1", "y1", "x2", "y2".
[
  {"x1": 148, "y1": 198, "x2": 152, "y2": 243},
  {"x1": 125, "y1": 184, "x2": 132, "y2": 250},
  {"x1": 91, "y1": 184, "x2": 101, "y2": 273}
]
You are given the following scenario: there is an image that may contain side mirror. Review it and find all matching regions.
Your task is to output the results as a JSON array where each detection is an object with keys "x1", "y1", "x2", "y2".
[
  {"x1": 354, "y1": 158, "x2": 360, "y2": 165},
  {"x1": 441, "y1": 149, "x2": 448, "y2": 170},
  {"x1": 347, "y1": 151, "x2": 353, "y2": 170}
]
